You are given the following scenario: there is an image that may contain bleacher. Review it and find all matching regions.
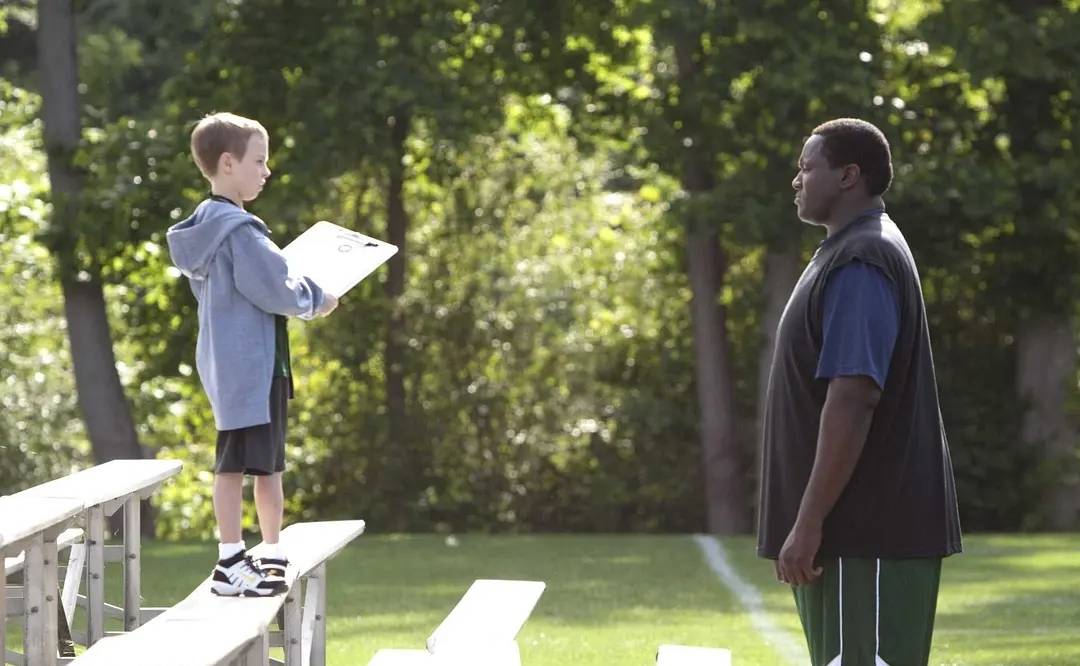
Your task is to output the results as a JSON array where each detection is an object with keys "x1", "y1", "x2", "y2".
[
  {"x1": 2, "y1": 461, "x2": 716, "y2": 666},
  {"x1": 72, "y1": 521, "x2": 365, "y2": 666},
  {"x1": 1, "y1": 461, "x2": 365, "y2": 666}
]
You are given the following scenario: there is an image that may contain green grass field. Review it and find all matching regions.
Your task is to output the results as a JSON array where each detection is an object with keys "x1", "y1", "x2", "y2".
[{"x1": 7, "y1": 534, "x2": 1080, "y2": 664}]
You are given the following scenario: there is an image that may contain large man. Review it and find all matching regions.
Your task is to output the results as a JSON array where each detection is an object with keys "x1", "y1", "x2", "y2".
[{"x1": 757, "y1": 118, "x2": 962, "y2": 666}]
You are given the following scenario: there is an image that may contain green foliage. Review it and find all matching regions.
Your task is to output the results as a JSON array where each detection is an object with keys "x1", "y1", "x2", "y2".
[
  {"x1": 2, "y1": 1, "x2": 1078, "y2": 534},
  {"x1": 276, "y1": 100, "x2": 705, "y2": 532},
  {"x1": 0, "y1": 80, "x2": 90, "y2": 491}
]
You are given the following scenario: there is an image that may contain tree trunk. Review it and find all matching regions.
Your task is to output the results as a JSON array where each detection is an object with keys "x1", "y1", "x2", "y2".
[
  {"x1": 686, "y1": 225, "x2": 748, "y2": 534},
  {"x1": 1003, "y1": 44, "x2": 1079, "y2": 529},
  {"x1": 1016, "y1": 316, "x2": 1080, "y2": 529},
  {"x1": 38, "y1": 1, "x2": 143, "y2": 463},
  {"x1": 754, "y1": 247, "x2": 800, "y2": 522},
  {"x1": 384, "y1": 109, "x2": 412, "y2": 528},
  {"x1": 38, "y1": 1, "x2": 149, "y2": 532},
  {"x1": 59, "y1": 279, "x2": 143, "y2": 465},
  {"x1": 673, "y1": 29, "x2": 748, "y2": 534},
  {"x1": 756, "y1": 248, "x2": 800, "y2": 443}
]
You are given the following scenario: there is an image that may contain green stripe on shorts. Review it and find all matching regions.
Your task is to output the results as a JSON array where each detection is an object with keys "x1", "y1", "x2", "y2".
[{"x1": 793, "y1": 556, "x2": 942, "y2": 666}]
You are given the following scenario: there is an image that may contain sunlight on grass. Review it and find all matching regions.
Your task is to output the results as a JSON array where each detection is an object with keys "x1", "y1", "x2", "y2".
[{"x1": 5, "y1": 534, "x2": 1079, "y2": 665}]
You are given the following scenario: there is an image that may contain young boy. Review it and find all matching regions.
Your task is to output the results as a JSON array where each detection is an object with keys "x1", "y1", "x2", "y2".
[{"x1": 167, "y1": 112, "x2": 337, "y2": 596}]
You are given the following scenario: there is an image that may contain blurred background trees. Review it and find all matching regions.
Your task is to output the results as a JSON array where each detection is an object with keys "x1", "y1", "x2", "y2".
[{"x1": 2, "y1": 0, "x2": 1078, "y2": 537}]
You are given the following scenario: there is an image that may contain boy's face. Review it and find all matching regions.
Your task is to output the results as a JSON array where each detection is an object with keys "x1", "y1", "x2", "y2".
[{"x1": 220, "y1": 133, "x2": 271, "y2": 202}]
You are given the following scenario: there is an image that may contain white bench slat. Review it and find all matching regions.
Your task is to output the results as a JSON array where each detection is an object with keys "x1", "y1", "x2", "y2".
[
  {"x1": 656, "y1": 644, "x2": 733, "y2": 666},
  {"x1": 15, "y1": 459, "x2": 182, "y2": 507},
  {"x1": 426, "y1": 579, "x2": 545, "y2": 653},
  {"x1": 68, "y1": 618, "x2": 265, "y2": 666},
  {"x1": 0, "y1": 496, "x2": 83, "y2": 547},
  {"x1": 369, "y1": 579, "x2": 544, "y2": 666},
  {"x1": 4, "y1": 527, "x2": 83, "y2": 576},
  {"x1": 73, "y1": 519, "x2": 365, "y2": 666}
]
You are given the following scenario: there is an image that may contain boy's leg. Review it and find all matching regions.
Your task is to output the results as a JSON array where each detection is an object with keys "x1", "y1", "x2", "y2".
[
  {"x1": 253, "y1": 472, "x2": 284, "y2": 544},
  {"x1": 253, "y1": 472, "x2": 289, "y2": 579},
  {"x1": 213, "y1": 473, "x2": 245, "y2": 543}
]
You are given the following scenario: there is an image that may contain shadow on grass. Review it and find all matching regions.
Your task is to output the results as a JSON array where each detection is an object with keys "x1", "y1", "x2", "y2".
[{"x1": 929, "y1": 534, "x2": 1080, "y2": 665}]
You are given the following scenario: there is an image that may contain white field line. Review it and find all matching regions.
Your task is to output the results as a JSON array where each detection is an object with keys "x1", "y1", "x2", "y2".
[{"x1": 692, "y1": 534, "x2": 808, "y2": 666}]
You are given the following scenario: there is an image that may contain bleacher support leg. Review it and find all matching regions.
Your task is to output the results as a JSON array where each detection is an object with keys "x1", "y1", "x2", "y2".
[
  {"x1": 283, "y1": 581, "x2": 302, "y2": 665},
  {"x1": 301, "y1": 563, "x2": 327, "y2": 666},
  {"x1": 245, "y1": 630, "x2": 270, "y2": 666},
  {"x1": 86, "y1": 506, "x2": 106, "y2": 645},
  {"x1": 122, "y1": 497, "x2": 141, "y2": 632},
  {"x1": 24, "y1": 532, "x2": 59, "y2": 666},
  {"x1": 62, "y1": 543, "x2": 85, "y2": 629}
]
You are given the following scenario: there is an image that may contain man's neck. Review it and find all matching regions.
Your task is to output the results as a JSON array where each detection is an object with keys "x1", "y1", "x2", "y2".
[{"x1": 823, "y1": 196, "x2": 884, "y2": 237}]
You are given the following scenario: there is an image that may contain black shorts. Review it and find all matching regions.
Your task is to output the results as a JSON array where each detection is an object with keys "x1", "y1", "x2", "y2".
[{"x1": 215, "y1": 376, "x2": 290, "y2": 476}]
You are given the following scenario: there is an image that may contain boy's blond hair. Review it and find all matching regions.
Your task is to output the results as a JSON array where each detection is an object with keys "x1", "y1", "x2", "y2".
[{"x1": 190, "y1": 112, "x2": 268, "y2": 178}]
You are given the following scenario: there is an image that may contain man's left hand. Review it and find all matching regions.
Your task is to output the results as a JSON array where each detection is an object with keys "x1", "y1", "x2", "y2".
[{"x1": 776, "y1": 521, "x2": 823, "y2": 586}]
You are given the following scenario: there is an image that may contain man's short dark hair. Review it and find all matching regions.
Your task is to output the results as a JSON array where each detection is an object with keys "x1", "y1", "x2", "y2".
[{"x1": 812, "y1": 118, "x2": 893, "y2": 196}]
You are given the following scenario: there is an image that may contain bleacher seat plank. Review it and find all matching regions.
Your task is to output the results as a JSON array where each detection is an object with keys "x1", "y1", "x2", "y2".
[
  {"x1": 4, "y1": 527, "x2": 83, "y2": 576},
  {"x1": 73, "y1": 520, "x2": 365, "y2": 666},
  {"x1": 368, "y1": 579, "x2": 545, "y2": 666},
  {"x1": 426, "y1": 579, "x2": 545, "y2": 654},
  {"x1": 17, "y1": 459, "x2": 182, "y2": 507},
  {"x1": 67, "y1": 618, "x2": 265, "y2": 666},
  {"x1": 0, "y1": 496, "x2": 83, "y2": 548},
  {"x1": 656, "y1": 644, "x2": 733, "y2": 666}
]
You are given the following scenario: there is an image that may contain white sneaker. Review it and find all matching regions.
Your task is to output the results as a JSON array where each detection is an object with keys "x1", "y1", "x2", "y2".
[{"x1": 210, "y1": 550, "x2": 287, "y2": 597}]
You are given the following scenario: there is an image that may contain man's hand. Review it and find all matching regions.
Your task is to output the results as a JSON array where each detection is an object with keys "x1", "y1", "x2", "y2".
[
  {"x1": 776, "y1": 520, "x2": 823, "y2": 586},
  {"x1": 317, "y1": 293, "x2": 339, "y2": 317}
]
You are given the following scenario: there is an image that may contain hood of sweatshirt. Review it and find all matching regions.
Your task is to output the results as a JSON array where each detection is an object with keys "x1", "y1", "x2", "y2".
[{"x1": 166, "y1": 198, "x2": 269, "y2": 280}]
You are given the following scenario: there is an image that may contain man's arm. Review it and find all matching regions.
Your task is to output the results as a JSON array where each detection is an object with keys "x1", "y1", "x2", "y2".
[{"x1": 776, "y1": 375, "x2": 881, "y2": 586}]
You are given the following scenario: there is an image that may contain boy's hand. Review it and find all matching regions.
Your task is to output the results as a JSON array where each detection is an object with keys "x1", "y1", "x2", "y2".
[{"x1": 317, "y1": 293, "x2": 339, "y2": 317}]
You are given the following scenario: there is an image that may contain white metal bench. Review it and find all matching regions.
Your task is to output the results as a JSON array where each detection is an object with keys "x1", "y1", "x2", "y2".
[
  {"x1": 368, "y1": 579, "x2": 546, "y2": 666},
  {"x1": 0, "y1": 495, "x2": 84, "y2": 666},
  {"x1": 12, "y1": 459, "x2": 183, "y2": 648},
  {"x1": 656, "y1": 644, "x2": 732, "y2": 666},
  {"x1": 72, "y1": 519, "x2": 366, "y2": 666}
]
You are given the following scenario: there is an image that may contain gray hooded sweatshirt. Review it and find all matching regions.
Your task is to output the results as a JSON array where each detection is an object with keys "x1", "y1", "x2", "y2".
[{"x1": 166, "y1": 198, "x2": 324, "y2": 430}]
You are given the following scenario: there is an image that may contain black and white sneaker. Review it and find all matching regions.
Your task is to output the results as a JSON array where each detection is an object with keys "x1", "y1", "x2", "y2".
[
  {"x1": 210, "y1": 550, "x2": 287, "y2": 597},
  {"x1": 257, "y1": 555, "x2": 290, "y2": 579}
]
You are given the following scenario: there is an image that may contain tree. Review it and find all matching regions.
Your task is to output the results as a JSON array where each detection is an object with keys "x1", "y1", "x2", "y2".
[
  {"x1": 36, "y1": 0, "x2": 144, "y2": 468},
  {"x1": 894, "y1": 0, "x2": 1080, "y2": 528},
  {"x1": 157, "y1": 0, "x2": 540, "y2": 528}
]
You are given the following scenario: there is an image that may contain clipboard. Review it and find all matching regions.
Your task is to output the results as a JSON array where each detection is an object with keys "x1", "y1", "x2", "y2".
[{"x1": 281, "y1": 220, "x2": 398, "y2": 298}]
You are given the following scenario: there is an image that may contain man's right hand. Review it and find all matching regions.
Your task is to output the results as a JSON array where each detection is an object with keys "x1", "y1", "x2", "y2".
[
  {"x1": 317, "y1": 293, "x2": 339, "y2": 317},
  {"x1": 777, "y1": 520, "x2": 824, "y2": 586}
]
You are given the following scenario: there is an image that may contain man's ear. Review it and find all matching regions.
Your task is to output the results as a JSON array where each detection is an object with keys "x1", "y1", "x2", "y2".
[
  {"x1": 840, "y1": 163, "x2": 861, "y2": 191},
  {"x1": 219, "y1": 152, "x2": 234, "y2": 174}
]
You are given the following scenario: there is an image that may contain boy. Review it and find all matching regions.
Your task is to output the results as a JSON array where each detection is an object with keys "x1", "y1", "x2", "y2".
[{"x1": 167, "y1": 112, "x2": 338, "y2": 596}]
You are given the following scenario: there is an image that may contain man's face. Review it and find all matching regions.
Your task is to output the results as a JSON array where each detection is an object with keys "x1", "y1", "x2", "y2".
[
  {"x1": 792, "y1": 135, "x2": 842, "y2": 225},
  {"x1": 224, "y1": 133, "x2": 271, "y2": 202}
]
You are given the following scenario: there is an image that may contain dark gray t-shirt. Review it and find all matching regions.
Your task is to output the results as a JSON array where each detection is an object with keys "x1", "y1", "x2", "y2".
[{"x1": 756, "y1": 211, "x2": 962, "y2": 560}]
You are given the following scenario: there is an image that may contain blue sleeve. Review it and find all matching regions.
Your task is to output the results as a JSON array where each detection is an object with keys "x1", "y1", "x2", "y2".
[
  {"x1": 229, "y1": 225, "x2": 325, "y2": 320},
  {"x1": 815, "y1": 260, "x2": 899, "y2": 390}
]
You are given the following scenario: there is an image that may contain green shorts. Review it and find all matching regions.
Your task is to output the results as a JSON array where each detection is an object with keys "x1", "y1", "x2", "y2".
[{"x1": 794, "y1": 556, "x2": 942, "y2": 666}]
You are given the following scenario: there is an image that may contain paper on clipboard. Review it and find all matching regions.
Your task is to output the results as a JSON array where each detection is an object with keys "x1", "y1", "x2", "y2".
[{"x1": 281, "y1": 220, "x2": 398, "y2": 298}]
